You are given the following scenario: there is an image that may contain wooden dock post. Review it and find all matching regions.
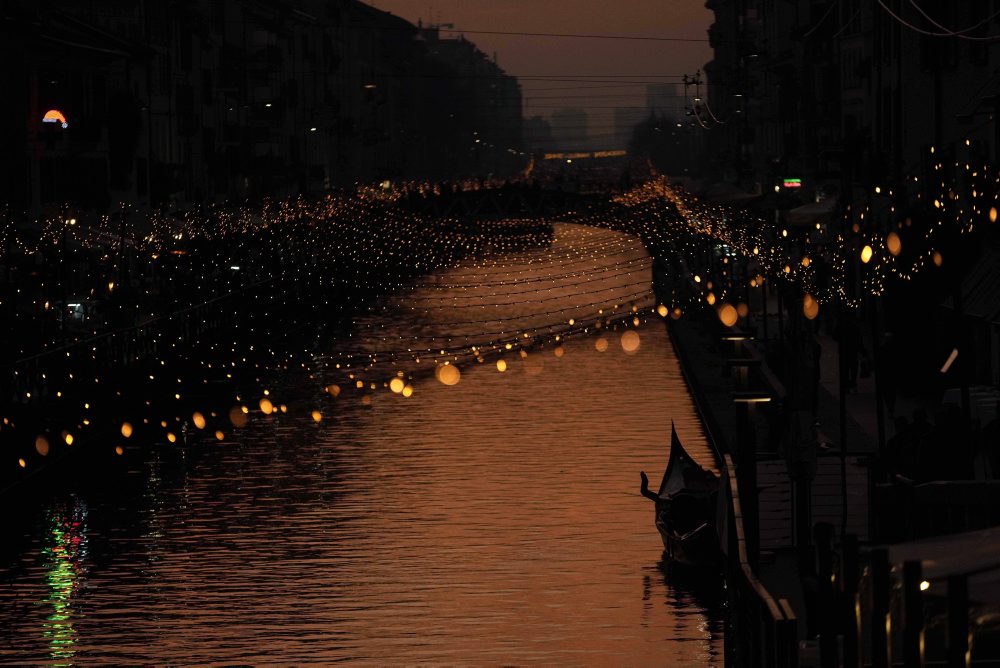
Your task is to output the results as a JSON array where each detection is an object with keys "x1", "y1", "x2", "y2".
[
  {"x1": 903, "y1": 559, "x2": 925, "y2": 667},
  {"x1": 871, "y1": 548, "x2": 892, "y2": 668},
  {"x1": 948, "y1": 574, "x2": 970, "y2": 668},
  {"x1": 842, "y1": 534, "x2": 861, "y2": 668}
]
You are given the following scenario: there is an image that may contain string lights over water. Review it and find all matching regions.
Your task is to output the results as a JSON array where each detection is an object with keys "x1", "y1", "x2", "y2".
[{"x1": 3, "y1": 160, "x2": 993, "y2": 479}]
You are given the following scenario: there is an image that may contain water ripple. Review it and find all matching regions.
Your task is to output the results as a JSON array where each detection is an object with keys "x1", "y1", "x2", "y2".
[{"x1": 0, "y1": 224, "x2": 723, "y2": 665}]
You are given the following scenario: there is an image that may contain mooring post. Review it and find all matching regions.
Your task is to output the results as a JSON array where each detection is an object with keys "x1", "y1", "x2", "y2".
[
  {"x1": 842, "y1": 534, "x2": 861, "y2": 668},
  {"x1": 903, "y1": 559, "x2": 925, "y2": 667},
  {"x1": 871, "y1": 548, "x2": 892, "y2": 668},
  {"x1": 948, "y1": 574, "x2": 970, "y2": 668}
]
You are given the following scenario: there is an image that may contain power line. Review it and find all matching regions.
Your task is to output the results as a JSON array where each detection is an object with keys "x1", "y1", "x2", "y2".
[
  {"x1": 877, "y1": 1, "x2": 1000, "y2": 40},
  {"x1": 525, "y1": 93, "x2": 686, "y2": 100},
  {"x1": 802, "y1": 0, "x2": 839, "y2": 39},
  {"x1": 521, "y1": 83, "x2": 679, "y2": 92},
  {"x1": 907, "y1": 0, "x2": 1000, "y2": 38},
  {"x1": 433, "y1": 26, "x2": 710, "y2": 43},
  {"x1": 832, "y1": 4, "x2": 863, "y2": 38}
]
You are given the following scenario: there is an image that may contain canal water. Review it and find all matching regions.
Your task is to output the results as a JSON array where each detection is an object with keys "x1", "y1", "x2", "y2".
[{"x1": 0, "y1": 224, "x2": 724, "y2": 664}]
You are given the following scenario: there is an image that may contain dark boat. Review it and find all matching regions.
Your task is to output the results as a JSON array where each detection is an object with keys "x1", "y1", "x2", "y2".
[{"x1": 643, "y1": 424, "x2": 720, "y2": 568}]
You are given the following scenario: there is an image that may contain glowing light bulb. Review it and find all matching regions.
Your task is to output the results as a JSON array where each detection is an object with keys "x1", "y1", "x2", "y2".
[
  {"x1": 621, "y1": 330, "x2": 641, "y2": 354},
  {"x1": 803, "y1": 293, "x2": 820, "y2": 320},
  {"x1": 718, "y1": 304, "x2": 738, "y2": 327},
  {"x1": 886, "y1": 232, "x2": 901, "y2": 257},
  {"x1": 436, "y1": 364, "x2": 460, "y2": 386}
]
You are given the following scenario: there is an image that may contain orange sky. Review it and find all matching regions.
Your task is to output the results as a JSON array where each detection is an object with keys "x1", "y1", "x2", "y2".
[{"x1": 365, "y1": 1, "x2": 714, "y2": 145}]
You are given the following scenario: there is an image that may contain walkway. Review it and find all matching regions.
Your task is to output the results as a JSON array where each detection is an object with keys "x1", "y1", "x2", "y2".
[{"x1": 667, "y1": 307, "x2": 877, "y2": 665}]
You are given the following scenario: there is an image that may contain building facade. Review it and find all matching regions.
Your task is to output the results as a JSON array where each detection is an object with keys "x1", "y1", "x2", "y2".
[
  {"x1": 1, "y1": 0, "x2": 524, "y2": 213},
  {"x1": 704, "y1": 0, "x2": 1000, "y2": 202}
]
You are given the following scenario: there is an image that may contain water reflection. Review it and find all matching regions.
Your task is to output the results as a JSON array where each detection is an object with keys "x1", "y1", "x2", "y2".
[
  {"x1": 0, "y1": 224, "x2": 723, "y2": 664},
  {"x1": 642, "y1": 561, "x2": 725, "y2": 664},
  {"x1": 41, "y1": 500, "x2": 88, "y2": 665}
]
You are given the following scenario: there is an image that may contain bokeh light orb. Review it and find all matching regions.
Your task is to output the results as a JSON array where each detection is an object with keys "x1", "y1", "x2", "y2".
[
  {"x1": 437, "y1": 364, "x2": 461, "y2": 386},
  {"x1": 886, "y1": 232, "x2": 902, "y2": 257},
  {"x1": 718, "y1": 303, "x2": 738, "y2": 327},
  {"x1": 229, "y1": 406, "x2": 248, "y2": 428},
  {"x1": 621, "y1": 330, "x2": 641, "y2": 354},
  {"x1": 595, "y1": 337, "x2": 609, "y2": 352},
  {"x1": 803, "y1": 293, "x2": 820, "y2": 320}
]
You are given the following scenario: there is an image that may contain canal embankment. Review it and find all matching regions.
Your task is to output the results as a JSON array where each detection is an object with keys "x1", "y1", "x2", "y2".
[{"x1": 653, "y1": 231, "x2": 1000, "y2": 666}]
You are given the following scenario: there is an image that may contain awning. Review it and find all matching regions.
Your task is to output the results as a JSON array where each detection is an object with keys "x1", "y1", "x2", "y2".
[
  {"x1": 786, "y1": 198, "x2": 838, "y2": 227},
  {"x1": 887, "y1": 524, "x2": 1000, "y2": 608},
  {"x1": 703, "y1": 182, "x2": 760, "y2": 204}
]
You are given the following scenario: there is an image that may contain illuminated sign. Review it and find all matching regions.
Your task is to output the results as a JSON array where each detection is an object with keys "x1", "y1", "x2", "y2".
[
  {"x1": 782, "y1": 178, "x2": 802, "y2": 189},
  {"x1": 542, "y1": 150, "x2": 626, "y2": 160},
  {"x1": 42, "y1": 109, "x2": 69, "y2": 129}
]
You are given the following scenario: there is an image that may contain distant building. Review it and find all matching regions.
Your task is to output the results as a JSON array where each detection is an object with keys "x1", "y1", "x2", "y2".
[
  {"x1": 613, "y1": 107, "x2": 646, "y2": 150},
  {"x1": 418, "y1": 25, "x2": 523, "y2": 177},
  {"x1": 550, "y1": 108, "x2": 588, "y2": 151},
  {"x1": 523, "y1": 116, "x2": 554, "y2": 152},
  {"x1": 702, "y1": 0, "x2": 1000, "y2": 385},
  {"x1": 646, "y1": 83, "x2": 678, "y2": 118}
]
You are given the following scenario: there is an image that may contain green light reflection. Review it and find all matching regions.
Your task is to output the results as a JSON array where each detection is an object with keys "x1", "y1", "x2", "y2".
[{"x1": 40, "y1": 501, "x2": 87, "y2": 666}]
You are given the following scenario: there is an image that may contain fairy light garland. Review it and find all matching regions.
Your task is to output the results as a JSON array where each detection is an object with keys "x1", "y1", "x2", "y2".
[{"x1": 4, "y1": 152, "x2": 995, "y2": 479}]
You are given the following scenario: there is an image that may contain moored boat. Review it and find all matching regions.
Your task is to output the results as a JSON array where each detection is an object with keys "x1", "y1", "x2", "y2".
[{"x1": 640, "y1": 423, "x2": 720, "y2": 568}]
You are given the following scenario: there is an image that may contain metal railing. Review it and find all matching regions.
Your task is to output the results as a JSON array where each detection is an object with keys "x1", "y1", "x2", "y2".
[
  {"x1": 663, "y1": 295, "x2": 798, "y2": 666},
  {"x1": 721, "y1": 453, "x2": 799, "y2": 668}
]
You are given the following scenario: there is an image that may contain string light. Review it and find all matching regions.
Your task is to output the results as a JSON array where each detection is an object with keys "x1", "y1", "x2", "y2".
[{"x1": 4, "y1": 158, "x2": 994, "y2": 478}]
